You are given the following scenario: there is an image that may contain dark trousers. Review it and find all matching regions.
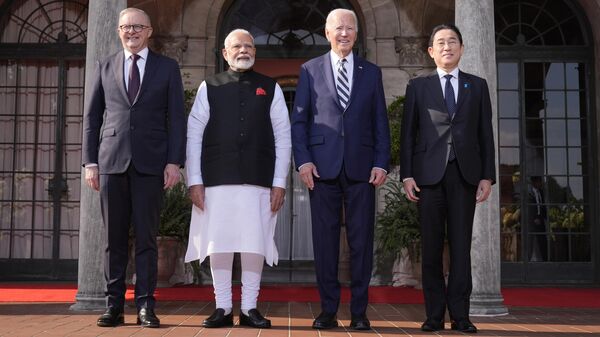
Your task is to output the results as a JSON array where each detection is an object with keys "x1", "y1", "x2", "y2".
[
  {"x1": 100, "y1": 164, "x2": 163, "y2": 310},
  {"x1": 418, "y1": 161, "x2": 477, "y2": 322},
  {"x1": 309, "y1": 169, "x2": 375, "y2": 316}
]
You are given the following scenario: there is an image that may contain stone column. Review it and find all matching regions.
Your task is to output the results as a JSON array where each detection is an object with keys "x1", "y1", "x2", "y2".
[
  {"x1": 455, "y1": 0, "x2": 508, "y2": 316},
  {"x1": 70, "y1": 0, "x2": 126, "y2": 311}
]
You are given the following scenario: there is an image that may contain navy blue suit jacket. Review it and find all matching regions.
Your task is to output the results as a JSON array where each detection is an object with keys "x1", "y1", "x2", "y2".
[
  {"x1": 291, "y1": 53, "x2": 390, "y2": 180},
  {"x1": 82, "y1": 49, "x2": 186, "y2": 176}
]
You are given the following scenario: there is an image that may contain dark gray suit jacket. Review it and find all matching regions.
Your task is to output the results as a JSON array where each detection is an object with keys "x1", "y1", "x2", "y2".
[
  {"x1": 82, "y1": 49, "x2": 186, "y2": 175},
  {"x1": 400, "y1": 70, "x2": 495, "y2": 186}
]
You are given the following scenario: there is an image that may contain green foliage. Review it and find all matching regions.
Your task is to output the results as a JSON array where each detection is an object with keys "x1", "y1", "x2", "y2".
[
  {"x1": 159, "y1": 181, "x2": 192, "y2": 241},
  {"x1": 184, "y1": 88, "x2": 197, "y2": 115},
  {"x1": 387, "y1": 96, "x2": 405, "y2": 166},
  {"x1": 375, "y1": 177, "x2": 420, "y2": 259}
]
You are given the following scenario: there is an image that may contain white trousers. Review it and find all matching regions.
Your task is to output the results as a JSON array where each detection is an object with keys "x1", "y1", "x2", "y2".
[{"x1": 210, "y1": 252, "x2": 264, "y2": 310}]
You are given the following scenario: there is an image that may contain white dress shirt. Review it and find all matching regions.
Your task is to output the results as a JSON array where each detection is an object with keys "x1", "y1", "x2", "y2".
[
  {"x1": 330, "y1": 50, "x2": 354, "y2": 95},
  {"x1": 123, "y1": 47, "x2": 148, "y2": 90}
]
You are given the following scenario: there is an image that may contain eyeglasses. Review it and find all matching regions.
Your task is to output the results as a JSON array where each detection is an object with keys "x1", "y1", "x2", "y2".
[{"x1": 119, "y1": 24, "x2": 150, "y2": 33}]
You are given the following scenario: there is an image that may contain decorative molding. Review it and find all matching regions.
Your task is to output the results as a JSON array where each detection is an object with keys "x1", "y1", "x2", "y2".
[
  {"x1": 394, "y1": 36, "x2": 433, "y2": 67},
  {"x1": 151, "y1": 35, "x2": 189, "y2": 64}
]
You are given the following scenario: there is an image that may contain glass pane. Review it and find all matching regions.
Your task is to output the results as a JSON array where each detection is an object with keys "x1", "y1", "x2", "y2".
[
  {"x1": 545, "y1": 120, "x2": 566, "y2": 146},
  {"x1": 498, "y1": 91, "x2": 519, "y2": 117},
  {"x1": 547, "y1": 148, "x2": 567, "y2": 175},
  {"x1": 64, "y1": 144, "x2": 82, "y2": 174},
  {"x1": 545, "y1": 91, "x2": 565, "y2": 118},
  {"x1": 566, "y1": 63, "x2": 582, "y2": 90},
  {"x1": 501, "y1": 231, "x2": 521, "y2": 262},
  {"x1": 545, "y1": 63, "x2": 565, "y2": 89},
  {"x1": 59, "y1": 231, "x2": 78, "y2": 259},
  {"x1": 546, "y1": 176, "x2": 568, "y2": 203},
  {"x1": 567, "y1": 119, "x2": 582, "y2": 146},
  {"x1": 525, "y1": 119, "x2": 543, "y2": 147},
  {"x1": 500, "y1": 176, "x2": 520, "y2": 204},
  {"x1": 0, "y1": 115, "x2": 15, "y2": 143},
  {"x1": 524, "y1": 146, "x2": 544, "y2": 176},
  {"x1": 0, "y1": 173, "x2": 12, "y2": 200},
  {"x1": 66, "y1": 60, "x2": 85, "y2": 87},
  {"x1": 524, "y1": 63, "x2": 544, "y2": 89},
  {"x1": 0, "y1": 230, "x2": 9, "y2": 258},
  {"x1": 0, "y1": 202, "x2": 11, "y2": 229},
  {"x1": 65, "y1": 88, "x2": 84, "y2": 117},
  {"x1": 498, "y1": 63, "x2": 518, "y2": 89},
  {"x1": 499, "y1": 119, "x2": 519, "y2": 146},
  {"x1": 61, "y1": 202, "x2": 80, "y2": 231},
  {"x1": 34, "y1": 173, "x2": 53, "y2": 202},
  {"x1": 36, "y1": 145, "x2": 55, "y2": 173},
  {"x1": 568, "y1": 148, "x2": 582, "y2": 175},
  {"x1": 13, "y1": 173, "x2": 34, "y2": 200},
  {"x1": 33, "y1": 202, "x2": 53, "y2": 230},
  {"x1": 16, "y1": 113, "x2": 37, "y2": 143},
  {"x1": 549, "y1": 233, "x2": 569, "y2": 262},
  {"x1": 32, "y1": 230, "x2": 52, "y2": 259},
  {"x1": 11, "y1": 230, "x2": 31, "y2": 258},
  {"x1": 0, "y1": 144, "x2": 14, "y2": 172},
  {"x1": 571, "y1": 235, "x2": 591, "y2": 262},
  {"x1": 524, "y1": 90, "x2": 544, "y2": 118},
  {"x1": 528, "y1": 234, "x2": 550, "y2": 262},
  {"x1": 568, "y1": 176, "x2": 584, "y2": 201},
  {"x1": 499, "y1": 147, "x2": 520, "y2": 167},
  {"x1": 566, "y1": 91, "x2": 583, "y2": 119}
]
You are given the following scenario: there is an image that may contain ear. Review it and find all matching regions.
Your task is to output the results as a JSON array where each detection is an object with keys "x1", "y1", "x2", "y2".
[
  {"x1": 222, "y1": 48, "x2": 228, "y2": 60},
  {"x1": 325, "y1": 27, "x2": 331, "y2": 42},
  {"x1": 427, "y1": 46, "x2": 434, "y2": 58},
  {"x1": 147, "y1": 27, "x2": 153, "y2": 38}
]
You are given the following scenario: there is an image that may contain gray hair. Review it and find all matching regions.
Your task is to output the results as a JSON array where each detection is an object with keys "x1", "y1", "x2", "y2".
[
  {"x1": 224, "y1": 29, "x2": 255, "y2": 48},
  {"x1": 118, "y1": 8, "x2": 151, "y2": 26},
  {"x1": 326, "y1": 8, "x2": 358, "y2": 32}
]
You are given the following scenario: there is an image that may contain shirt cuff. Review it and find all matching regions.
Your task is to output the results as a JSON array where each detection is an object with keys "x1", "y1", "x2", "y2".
[
  {"x1": 373, "y1": 167, "x2": 387, "y2": 174},
  {"x1": 85, "y1": 163, "x2": 98, "y2": 168},
  {"x1": 272, "y1": 178, "x2": 287, "y2": 188},
  {"x1": 402, "y1": 177, "x2": 414, "y2": 182}
]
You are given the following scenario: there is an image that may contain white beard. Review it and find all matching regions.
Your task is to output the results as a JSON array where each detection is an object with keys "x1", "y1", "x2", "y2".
[{"x1": 228, "y1": 57, "x2": 254, "y2": 70}]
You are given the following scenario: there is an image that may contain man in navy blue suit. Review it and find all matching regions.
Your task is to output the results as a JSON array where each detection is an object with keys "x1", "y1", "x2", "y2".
[
  {"x1": 82, "y1": 8, "x2": 186, "y2": 329},
  {"x1": 291, "y1": 8, "x2": 390, "y2": 331},
  {"x1": 400, "y1": 24, "x2": 495, "y2": 334}
]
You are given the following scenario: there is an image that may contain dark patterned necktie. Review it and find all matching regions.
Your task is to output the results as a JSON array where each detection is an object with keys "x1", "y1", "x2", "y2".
[
  {"x1": 444, "y1": 74, "x2": 456, "y2": 161},
  {"x1": 336, "y1": 59, "x2": 350, "y2": 109},
  {"x1": 128, "y1": 54, "x2": 140, "y2": 104}
]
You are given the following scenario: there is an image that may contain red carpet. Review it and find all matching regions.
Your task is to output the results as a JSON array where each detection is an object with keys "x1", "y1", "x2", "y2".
[{"x1": 0, "y1": 284, "x2": 599, "y2": 308}]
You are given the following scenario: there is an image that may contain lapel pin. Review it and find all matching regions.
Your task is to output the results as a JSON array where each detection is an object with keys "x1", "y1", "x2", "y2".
[
  {"x1": 358, "y1": 66, "x2": 363, "y2": 69},
  {"x1": 464, "y1": 83, "x2": 469, "y2": 88}
]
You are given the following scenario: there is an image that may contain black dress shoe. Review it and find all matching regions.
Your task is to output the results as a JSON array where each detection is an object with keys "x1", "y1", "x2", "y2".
[
  {"x1": 312, "y1": 311, "x2": 338, "y2": 329},
  {"x1": 421, "y1": 319, "x2": 445, "y2": 331},
  {"x1": 137, "y1": 308, "x2": 160, "y2": 328},
  {"x1": 97, "y1": 307, "x2": 124, "y2": 327},
  {"x1": 451, "y1": 319, "x2": 478, "y2": 333},
  {"x1": 350, "y1": 314, "x2": 371, "y2": 330},
  {"x1": 239, "y1": 309, "x2": 271, "y2": 328},
  {"x1": 202, "y1": 308, "x2": 234, "y2": 328}
]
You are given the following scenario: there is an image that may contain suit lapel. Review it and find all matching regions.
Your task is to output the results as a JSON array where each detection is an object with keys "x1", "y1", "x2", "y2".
[
  {"x1": 321, "y1": 53, "x2": 344, "y2": 111},
  {"x1": 426, "y1": 71, "x2": 446, "y2": 113},
  {"x1": 135, "y1": 50, "x2": 158, "y2": 104},
  {"x1": 346, "y1": 55, "x2": 364, "y2": 112},
  {"x1": 113, "y1": 52, "x2": 130, "y2": 104},
  {"x1": 456, "y1": 71, "x2": 470, "y2": 114}
]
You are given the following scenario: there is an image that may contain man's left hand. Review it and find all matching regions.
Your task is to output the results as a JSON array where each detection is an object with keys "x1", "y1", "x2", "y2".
[
  {"x1": 476, "y1": 179, "x2": 492, "y2": 203},
  {"x1": 369, "y1": 168, "x2": 387, "y2": 187},
  {"x1": 163, "y1": 163, "x2": 181, "y2": 189},
  {"x1": 270, "y1": 187, "x2": 286, "y2": 212}
]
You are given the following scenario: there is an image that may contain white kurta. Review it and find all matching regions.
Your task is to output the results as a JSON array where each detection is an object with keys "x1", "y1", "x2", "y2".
[{"x1": 184, "y1": 77, "x2": 291, "y2": 266}]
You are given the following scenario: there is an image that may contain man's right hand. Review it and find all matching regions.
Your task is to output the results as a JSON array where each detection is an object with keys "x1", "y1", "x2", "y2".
[
  {"x1": 85, "y1": 166, "x2": 100, "y2": 191},
  {"x1": 299, "y1": 162, "x2": 320, "y2": 190},
  {"x1": 403, "y1": 178, "x2": 420, "y2": 202},
  {"x1": 189, "y1": 184, "x2": 205, "y2": 210}
]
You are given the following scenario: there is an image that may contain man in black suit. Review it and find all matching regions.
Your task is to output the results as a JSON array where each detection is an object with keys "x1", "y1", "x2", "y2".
[
  {"x1": 82, "y1": 7, "x2": 186, "y2": 328},
  {"x1": 400, "y1": 24, "x2": 495, "y2": 333}
]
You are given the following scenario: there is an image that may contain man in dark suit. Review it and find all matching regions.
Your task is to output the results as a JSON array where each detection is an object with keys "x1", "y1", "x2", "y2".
[
  {"x1": 82, "y1": 7, "x2": 186, "y2": 328},
  {"x1": 400, "y1": 24, "x2": 495, "y2": 334},
  {"x1": 291, "y1": 8, "x2": 390, "y2": 331}
]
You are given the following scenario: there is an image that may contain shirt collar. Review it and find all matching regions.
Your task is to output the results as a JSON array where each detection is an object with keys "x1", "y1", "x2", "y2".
[
  {"x1": 124, "y1": 47, "x2": 149, "y2": 61},
  {"x1": 436, "y1": 67, "x2": 459, "y2": 79},
  {"x1": 330, "y1": 50, "x2": 354, "y2": 68}
]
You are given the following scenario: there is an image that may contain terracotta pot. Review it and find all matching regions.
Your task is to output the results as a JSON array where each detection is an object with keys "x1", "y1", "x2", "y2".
[{"x1": 156, "y1": 236, "x2": 180, "y2": 287}]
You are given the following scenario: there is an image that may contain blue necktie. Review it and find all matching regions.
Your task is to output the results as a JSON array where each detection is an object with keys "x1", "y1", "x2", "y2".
[
  {"x1": 444, "y1": 74, "x2": 456, "y2": 161},
  {"x1": 336, "y1": 59, "x2": 350, "y2": 109}
]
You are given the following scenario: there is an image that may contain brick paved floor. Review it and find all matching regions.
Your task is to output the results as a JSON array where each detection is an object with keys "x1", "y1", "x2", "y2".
[{"x1": 0, "y1": 301, "x2": 599, "y2": 336}]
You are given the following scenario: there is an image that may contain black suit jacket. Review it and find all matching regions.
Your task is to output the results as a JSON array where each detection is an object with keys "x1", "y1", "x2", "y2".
[
  {"x1": 82, "y1": 49, "x2": 186, "y2": 175},
  {"x1": 400, "y1": 70, "x2": 495, "y2": 186}
]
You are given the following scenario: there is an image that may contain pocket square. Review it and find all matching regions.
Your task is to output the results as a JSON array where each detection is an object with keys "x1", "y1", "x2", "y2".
[{"x1": 256, "y1": 87, "x2": 267, "y2": 95}]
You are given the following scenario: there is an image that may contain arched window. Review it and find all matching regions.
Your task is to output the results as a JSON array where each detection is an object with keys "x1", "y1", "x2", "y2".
[
  {"x1": 495, "y1": 0, "x2": 595, "y2": 283},
  {"x1": 0, "y1": 0, "x2": 87, "y2": 280}
]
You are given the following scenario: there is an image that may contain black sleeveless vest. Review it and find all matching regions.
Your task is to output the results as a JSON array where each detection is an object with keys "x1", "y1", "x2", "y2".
[{"x1": 202, "y1": 69, "x2": 276, "y2": 188}]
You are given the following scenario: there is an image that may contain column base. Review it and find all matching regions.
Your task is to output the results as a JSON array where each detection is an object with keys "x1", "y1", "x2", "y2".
[
  {"x1": 470, "y1": 294, "x2": 509, "y2": 316},
  {"x1": 69, "y1": 292, "x2": 106, "y2": 311}
]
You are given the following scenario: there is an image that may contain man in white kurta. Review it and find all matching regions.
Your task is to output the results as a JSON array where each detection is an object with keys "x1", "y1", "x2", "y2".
[{"x1": 184, "y1": 29, "x2": 291, "y2": 329}]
